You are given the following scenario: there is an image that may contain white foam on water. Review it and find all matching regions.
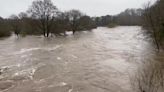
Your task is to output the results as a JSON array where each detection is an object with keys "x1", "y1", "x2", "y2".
[
  {"x1": 13, "y1": 68, "x2": 37, "y2": 80},
  {"x1": 17, "y1": 64, "x2": 21, "y2": 67},
  {"x1": 60, "y1": 82, "x2": 67, "y2": 86},
  {"x1": 14, "y1": 48, "x2": 41, "y2": 55},
  {"x1": 14, "y1": 72, "x2": 19, "y2": 76},
  {"x1": 13, "y1": 45, "x2": 62, "y2": 55},
  {"x1": 57, "y1": 57, "x2": 62, "y2": 60},
  {"x1": 68, "y1": 88, "x2": 73, "y2": 92},
  {"x1": 71, "y1": 55, "x2": 78, "y2": 59},
  {"x1": 0, "y1": 76, "x2": 4, "y2": 79},
  {"x1": 44, "y1": 45, "x2": 61, "y2": 51},
  {"x1": 66, "y1": 31, "x2": 72, "y2": 35},
  {"x1": 20, "y1": 54, "x2": 29, "y2": 58}
]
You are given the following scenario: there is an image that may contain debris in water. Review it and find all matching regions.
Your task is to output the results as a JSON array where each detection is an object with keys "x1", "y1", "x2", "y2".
[
  {"x1": 0, "y1": 67, "x2": 9, "y2": 75},
  {"x1": 28, "y1": 68, "x2": 36, "y2": 80}
]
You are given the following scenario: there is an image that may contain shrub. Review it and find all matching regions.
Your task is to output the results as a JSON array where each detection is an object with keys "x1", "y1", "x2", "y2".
[
  {"x1": 107, "y1": 23, "x2": 117, "y2": 28},
  {"x1": 0, "y1": 20, "x2": 11, "y2": 37}
]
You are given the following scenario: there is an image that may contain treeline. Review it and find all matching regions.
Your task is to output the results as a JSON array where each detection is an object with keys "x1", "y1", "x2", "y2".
[
  {"x1": 142, "y1": 0, "x2": 164, "y2": 50},
  {"x1": 0, "y1": 0, "x2": 143, "y2": 38},
  {"x1": 0, "y1": 0, "x2": 96, "y2": 38},
  {"x1": 94, "y1": 8, "x2": 142, "y2": 27},
  {"x1": 0, "y1": 17, "x2": 11, "y2": 37}
]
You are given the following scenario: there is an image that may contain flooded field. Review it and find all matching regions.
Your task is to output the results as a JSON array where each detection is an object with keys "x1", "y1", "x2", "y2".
[{"x1": 0, "y1": 26, "x2": 160, "y2": 92}]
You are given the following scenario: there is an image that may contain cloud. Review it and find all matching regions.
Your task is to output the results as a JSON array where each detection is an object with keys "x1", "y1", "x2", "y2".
[{"x1": 0, "y1": 0, "x2": 157, "y2": 18}]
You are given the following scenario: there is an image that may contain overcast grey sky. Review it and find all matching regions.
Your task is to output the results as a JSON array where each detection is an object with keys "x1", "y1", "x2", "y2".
[{"x1": 0, "y1": 0, "x2": 156, "y2": 18}]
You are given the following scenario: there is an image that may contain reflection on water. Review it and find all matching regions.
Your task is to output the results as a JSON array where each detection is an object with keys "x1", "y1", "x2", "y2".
[{"x1": 0, "y1": 26, "x2": 161, "y2": 92}]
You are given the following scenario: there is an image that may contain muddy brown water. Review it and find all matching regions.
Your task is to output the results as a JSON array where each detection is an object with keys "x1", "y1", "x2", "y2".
[{"x1": 0, "y1": 26, "x2": 160, "y2": 92}]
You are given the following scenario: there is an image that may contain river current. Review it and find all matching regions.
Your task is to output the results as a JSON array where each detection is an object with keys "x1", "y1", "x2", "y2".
[{"x1": 0, "y1": 26, "x2": 159, "y2": 92}]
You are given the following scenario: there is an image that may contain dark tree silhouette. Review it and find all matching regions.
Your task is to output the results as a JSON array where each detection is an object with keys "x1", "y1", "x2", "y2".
[
  {"x1": 116, "y1": 8, "x2": 142, "y2": 25},
  {"x1": 142, "y1": 0, "x2": 164, "y2": 50},
  {"x1": 9, "y1": 15, "x2": 21, "y2": 37},
  {"x1": 78, "y1": 15, "x2": 96, "y2": 30},
  {"x1": 66, "y1": 10, "x2": 83, "y2": 34},
  {"x1": 28, "y1": 0, "x2": 58, "y2": 37},
  {"x1": 52, "y1": 12, "x2": 70, "y2": 36},
  {"x1": 0, "y1": 17, "x2": 11, "y2": 37}
]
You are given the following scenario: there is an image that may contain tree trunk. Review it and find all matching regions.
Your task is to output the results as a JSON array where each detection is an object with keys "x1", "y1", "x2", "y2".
[
  {"x1": 43, "y1": 30, "x2": 46, "y2": 37},
  {"x1": 46, "y1": 31, "x2": 49, "y2": 37},
  {"x1": 64, "y1": 31, "x2": 67, "y2": 36},
  {"x1": 73, "y1": 30, "x2": 76, "y2": 35}
]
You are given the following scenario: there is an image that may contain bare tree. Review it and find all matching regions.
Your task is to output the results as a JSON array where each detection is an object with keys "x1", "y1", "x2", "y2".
[
  {"x1": 51, "y1": 12, "x2": 69, "y2": 36},
  {"x1": 131, "y1": 60, "x2": 164, "y2": 92},
  {"x1": 78, "y1": 15, "x2": 96, "y2": 30},
  {"x1": 18, "y1": 12, "x2": 28, "y2": 19},
  {"x1": 143, "y1": 2, "x2": 160, "y2": 50},
  {"x1": 66, "y1": 10, "x2": 83, "y2": 34},
  {"x1": 9, "y1": 15, "x2": 21, "y2": 37},
  {"x1": 142, "y1": 0, "x2": 164, "y2": 51},
  {"x1": 27, "y1": 0, "x2": 58, "y2": 37}
]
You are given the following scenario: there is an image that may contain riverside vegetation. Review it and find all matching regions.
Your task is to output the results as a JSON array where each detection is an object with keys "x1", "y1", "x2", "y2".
[
  {"x1": 0, "y1": 0, "x2": 142, "y2": 38},
  {"x1": 0, "y1": 0, "x2": 164, "y2": 92}
]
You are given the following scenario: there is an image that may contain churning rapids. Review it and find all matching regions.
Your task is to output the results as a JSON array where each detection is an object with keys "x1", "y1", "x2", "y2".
[{"x1": 0, "y1": 26, "x2": 158, "y2": 92}]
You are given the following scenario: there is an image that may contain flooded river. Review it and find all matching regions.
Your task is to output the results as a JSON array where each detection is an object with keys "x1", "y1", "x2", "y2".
[{"x1": 0, "y1": 26, "x2": 160, "y2": 92}]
